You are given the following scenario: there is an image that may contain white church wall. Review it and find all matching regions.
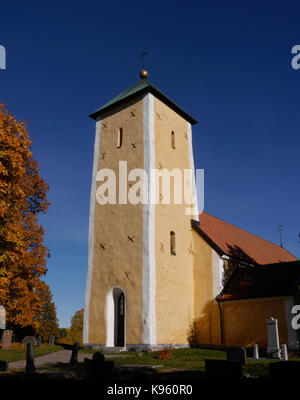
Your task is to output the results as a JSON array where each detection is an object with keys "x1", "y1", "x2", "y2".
[
  {"x1": 212, "y1": 249, "x2": 224, "y2": 299},
  {"x1": 142, "y1": 93, "x2": 157, "y2": 346},
  {"x1": 83, "y1": 116, "x2": 101, "y2": 344}
]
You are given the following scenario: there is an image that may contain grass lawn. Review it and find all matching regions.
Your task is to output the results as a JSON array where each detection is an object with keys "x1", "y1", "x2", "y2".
[
  {"x1": 81, "y1": 348, "x2": 300, "y2": 378},
  {"x1": 1, "y1": 346, "x2": 299, "y2": 380},
  {"x1": 82, "y1": 348, "x2": 227, "y2": 371},
  {"x1": 112, "y1": 348, "x2": 226, "y2": 372},
  {"x1": 79, "y1": 348, "x2": 136, "y2": 355},
  {"x1": 0, "y1": 344, "x2": 64, "y2": 362}
]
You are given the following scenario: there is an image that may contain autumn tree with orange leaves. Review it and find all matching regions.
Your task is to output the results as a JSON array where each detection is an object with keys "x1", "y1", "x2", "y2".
[{"x1": 0, "y1": 104, "x2": 50, "y2": 333}]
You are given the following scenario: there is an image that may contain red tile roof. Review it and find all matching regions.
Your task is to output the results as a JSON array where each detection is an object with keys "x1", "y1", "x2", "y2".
[
  {"x1": 220, "y1": 261, "x2": 300, "y2": 301},
  {"x1": 192, "y1": 212, "x2": 297, "y2": 265}
]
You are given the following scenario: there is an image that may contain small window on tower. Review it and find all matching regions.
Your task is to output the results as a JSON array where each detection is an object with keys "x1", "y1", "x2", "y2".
[
  {"x1": 171, "y1": 131, "x2": 176, "y2": 149},
  {"x1": 170, "y1": 231, "x2": 176, "y2": 255},
  {"x1": 117, "y1": 127, "x2": 123, "y2": 148}
]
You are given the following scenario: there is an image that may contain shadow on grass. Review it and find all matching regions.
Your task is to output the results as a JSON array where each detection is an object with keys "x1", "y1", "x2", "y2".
[{"x1": 0, "y1": 366, "x2": 206, "y2": 382}]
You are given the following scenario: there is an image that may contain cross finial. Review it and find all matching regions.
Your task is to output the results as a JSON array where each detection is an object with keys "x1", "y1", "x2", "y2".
[
  {"x1": 140, "y1": 51, "x2": 147, "y2": 69},
  {"x1": 279, "y1": 224, "x2": 284, "y2": 248},
  {"x1": 139, "y1": 51, "x2": 149, "y2": 79}
]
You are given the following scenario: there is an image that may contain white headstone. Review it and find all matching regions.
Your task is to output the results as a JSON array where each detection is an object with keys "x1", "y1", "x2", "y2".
[
  {"x1": 281, "y1": 344, "x2": 288, "y2": 361},
  {"x1": 0, "y1": 306, "x2": 5, "y2": 330},
  {"x1": 267, "y1": 317, "x2": 281, "y2": 359},
  {"x1": 48, "y1": 334, "x2": 55, "y2": 345},
  {"x1": 253, "y1": 344, "x2": 259, "y2": 360}
]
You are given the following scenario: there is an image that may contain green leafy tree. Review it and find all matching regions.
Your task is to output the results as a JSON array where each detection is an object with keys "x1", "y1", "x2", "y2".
[
  {"x1": 59, "y1": 328, "x2": 67, "y2": 338},
  {"x1": 68, "y1": 309, "x2": 83, "y2": 345},
  {"x1": 35, "y1": 281, "x2": 59, "y2": 341}
]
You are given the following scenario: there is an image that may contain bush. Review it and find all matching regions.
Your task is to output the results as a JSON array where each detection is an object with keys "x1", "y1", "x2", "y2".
[{"x1": 158, "y1": 348, "x2": 173, "y2": 360}]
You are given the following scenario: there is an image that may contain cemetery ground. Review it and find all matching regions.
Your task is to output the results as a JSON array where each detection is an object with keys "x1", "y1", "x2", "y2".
[
  {"x1": 0, "y1": 346, "x2": 300, "y2": 382},
  {"x1": 0, "y1": 343, "x2": 64, "y2": 362}
]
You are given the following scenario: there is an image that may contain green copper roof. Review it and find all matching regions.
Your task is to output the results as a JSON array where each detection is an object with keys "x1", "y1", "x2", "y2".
[{"x1": 89, "y1": 79, "x2": 197, "y2": 125}]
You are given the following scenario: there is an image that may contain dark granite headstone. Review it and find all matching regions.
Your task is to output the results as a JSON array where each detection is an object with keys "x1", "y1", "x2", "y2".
[
  {"x1": 25, "y1": 342, "x2": 36, "y2": 373},
  {"x1": 84, "y1": 351, "x2": 114, "y2": 371},
  {"x1": 22, "y1": 336, "x2": 36, "y2": 346},
  {"x1": 269, "y1": 361, "x2": 300, "y2": 380},
  {"x1": 1, "y1": 330, "x2": 13, "y2": 350},
  {"x1": 70, "y1": 342, "x2": 79, "y2": 365},
  {"x1": 0, "y1": 361, "x2": 8, "y2": 371},
  {"x1": 83, "y1": 357, "x2": 90, "y2": 369},
  {"x1": 92, "y1": 351, "x2": 105, "y2": 367},
  {"x1": 205, "y1": 359, "x2": 244, "y2": 380},
  {"x1": 226, "y1": 347, "x2": 247, "y2": 365},
  {"x1": 103, "y1": 360, "x2": 115, "y2": 370}
]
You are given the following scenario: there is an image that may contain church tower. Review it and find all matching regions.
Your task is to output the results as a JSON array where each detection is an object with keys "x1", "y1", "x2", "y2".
[{"x1": 84, "y1": 70, "x2": 198, "y2": 348}]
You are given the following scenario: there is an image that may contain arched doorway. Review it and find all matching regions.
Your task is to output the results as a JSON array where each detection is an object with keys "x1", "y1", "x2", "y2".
[
  {"x1": 106, "y1": 287, "x2": 126, "y2": 347},
  {"x1": 116, "y1": 293, "x2": 125, "y2": 346}
]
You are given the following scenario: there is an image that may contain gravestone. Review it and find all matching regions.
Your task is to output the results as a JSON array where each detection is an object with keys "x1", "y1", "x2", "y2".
[
  {"x1": 281, "y1": 344, "x2": 288, "y2": 361},
  {"x1": 1, "y1": 330, "x2": 13, "y2": 350},
  {"x1": 92, "y1": 351, "x2": 105, "y2": 368},
  {"x1": 36, "y1": 335, "x2": 41, "y2": 347},
  {"x1": 70, "y1": 342, "x2": 79, "y2": 365},
  {"x1": 84, "y1": 351, "x2": 114, "y2": 372},
  {"x1": 0, "y1": 306, "x2": 5, "y2": 330},
  {"x1": 25, "y1": 342, "x2": 36, "y2": 373},
  {"x1": 226, "y1": 347, "x2": 247, "y2": 365},
  {"x1": 267, "y1": 317, "x2": 281, "y2": 359},
  {"x1": 253, "y1": 344, "x2": 259, "y2": 360},
  {"x1": 0, "y1": 361, "x2": 8, "y2": 371},
  {"x1": 205, "y1": 359, "x2": 244, "y2": 380},
  {"x1": 48, "y1": 334, "x2": 55, "y2": 345},
  {"x1": 22, "y1": 336, "x2": 36, "y2": 346},
  {"x1": 269, "y1": 361, "x2": 300, "y2": 380}
]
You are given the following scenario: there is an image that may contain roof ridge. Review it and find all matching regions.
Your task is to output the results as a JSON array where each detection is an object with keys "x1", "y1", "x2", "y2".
[
  {"x1": 89, "y1": 79, "x2": 197, "y2": 124},
  {"x1": 89, "y1": 79, "x2": 150, "y2": 116},
  {"x1": 200, "y1": 211, "x2": 297, "y2": 257}
]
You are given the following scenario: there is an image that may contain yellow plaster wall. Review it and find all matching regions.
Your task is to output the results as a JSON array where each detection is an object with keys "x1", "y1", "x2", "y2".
[
  {"x1": 87, "y1": 91, "x2": 289, "y2": 349},
  {"x1": 222, "y1": 297, "x2": 289, "y2": 347},
  {"x1": 192, "y1": 231, "x2": 221, "y2": 345},
  {"x1": 191, "y1": 230, "x2": 290, "y2": 348},
  {"x1": 154, "y1": 98, "x2": 196, "y2": 344},
  {"x1": 88, "y1": 97, "x2": 144, "y2": 344}
]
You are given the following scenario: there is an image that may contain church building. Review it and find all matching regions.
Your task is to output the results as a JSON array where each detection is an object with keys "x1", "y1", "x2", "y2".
[{"x1": 83, "y1": 70, "x2": 299, "y2": 350}]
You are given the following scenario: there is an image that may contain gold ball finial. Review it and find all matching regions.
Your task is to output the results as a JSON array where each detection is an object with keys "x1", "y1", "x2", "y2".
[{"x1": 140, "y1": 69, "x2": 148, "y2": 79}]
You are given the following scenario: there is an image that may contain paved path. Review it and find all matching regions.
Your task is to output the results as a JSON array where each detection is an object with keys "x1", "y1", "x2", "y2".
[
  {"x1": 8, "y1": 350, "x2": 134, "y2": 370},
  {"x1": 8, "y1": 350, "x2": 93, "y2": 369}
]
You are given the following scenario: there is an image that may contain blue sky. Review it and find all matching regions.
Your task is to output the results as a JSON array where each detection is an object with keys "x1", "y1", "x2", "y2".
[{"x1": 1, "y1": 0, "x2": 300, "y2": 327}]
